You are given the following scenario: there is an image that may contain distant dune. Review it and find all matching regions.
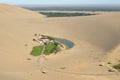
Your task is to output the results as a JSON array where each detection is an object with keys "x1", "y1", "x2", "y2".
[
  {"x1": 0, "y1": 4, "x2": 45, "y2": 18},
  {"x1": 0, "y1": 4, "x2": 120, "y2": 80}
]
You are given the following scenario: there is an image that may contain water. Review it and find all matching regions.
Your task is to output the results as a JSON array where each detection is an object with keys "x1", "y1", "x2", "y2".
[{"x1": 56, "y1": 39, "x2": 74, "y2": 48}]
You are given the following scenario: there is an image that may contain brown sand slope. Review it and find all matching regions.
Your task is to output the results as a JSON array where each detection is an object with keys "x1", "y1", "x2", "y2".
[
  {"x1": 0, "y1": 4, "x2": 120, "y2": 80},
  {"x1": 0, "y1": 4, "x2": 45, "y2": 18}
]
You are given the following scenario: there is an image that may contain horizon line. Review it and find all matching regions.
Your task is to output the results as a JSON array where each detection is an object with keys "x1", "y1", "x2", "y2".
[{"x1": 1, "y1": 3, "x2": 120, "y2": 7}]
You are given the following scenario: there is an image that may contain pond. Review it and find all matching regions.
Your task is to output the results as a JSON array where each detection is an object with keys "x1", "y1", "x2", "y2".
[{"x1": 56, "y1": 39, "x2": 74, "y2": 48}]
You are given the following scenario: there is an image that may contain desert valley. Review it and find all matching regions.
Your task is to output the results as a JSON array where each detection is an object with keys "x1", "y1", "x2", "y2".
[{"x1": 0, "y1": 4, "x2": 120, "y2": 80}]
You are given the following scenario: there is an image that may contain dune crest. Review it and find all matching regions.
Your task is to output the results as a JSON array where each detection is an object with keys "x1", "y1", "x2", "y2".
[{"x1": 0, "y1": 4, "x2": 45, "y2": 18}]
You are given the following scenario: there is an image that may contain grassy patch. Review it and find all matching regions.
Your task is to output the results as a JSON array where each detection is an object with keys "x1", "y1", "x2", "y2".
[
  {"x1": 44, "y1": 43, "x2": 57, "y2": 55},
  {"x1": 31, "y1": 46, "x2": 43, "y2": 56},
  {"x1": 39, "y1": 12, "x2": 96, "y2": 17},
  {"x1": 113, "y1": 64, "x2": 120, "y2": 71},
  {"x1": 31, "y1": 43, "x2": 58, "y2": 56}
]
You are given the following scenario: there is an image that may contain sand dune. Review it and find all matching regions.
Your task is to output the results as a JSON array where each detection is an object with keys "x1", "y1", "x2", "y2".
[{"x1": 0, "y1": 4, "x2": 120, "y2": 80}]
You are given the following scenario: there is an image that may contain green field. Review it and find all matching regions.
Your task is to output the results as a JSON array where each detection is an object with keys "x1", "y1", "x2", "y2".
[
  {"x1": 31, "y1": 43, "x2": 58, "y2": 56},
  {"x1": 31, "y1": 45, "x2": 43, "y2": 56},
  {"x1": 39, "y1": 12, "x2": 96, "y2": 17},
  {"x1": 44, "y1": 43, "x2": 57, "y2": 55}
]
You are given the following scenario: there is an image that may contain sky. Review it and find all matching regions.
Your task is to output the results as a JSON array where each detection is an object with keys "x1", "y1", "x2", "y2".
[{"x1": 0, "y1": 0, "x2": 120, "y2": 5}]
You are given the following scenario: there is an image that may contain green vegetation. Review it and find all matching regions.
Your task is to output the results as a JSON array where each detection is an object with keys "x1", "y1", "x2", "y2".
[
  {"x1": 31, "y1": 43, "x2": 58, "y2": 56},
  {"x1": 44, "y1": 43, "x2": 57, "y2": 55},
  {"x1": 47, "y1": 36, "x2": 55, "y2": 40},
  {"x1": 39, "y1": 12, "x2": 96, "y2": 17},
  {"x1": 31, "y1": 45, "x2": 43, "y2": 56},
  {"x1": 113, "y1": 64, "x2": 120, "y2": 71}
]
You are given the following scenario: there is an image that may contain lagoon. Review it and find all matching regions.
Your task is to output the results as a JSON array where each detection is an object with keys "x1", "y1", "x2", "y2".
[{"x1": 56, "y1": 39, "x2": 74, "y2": 48}]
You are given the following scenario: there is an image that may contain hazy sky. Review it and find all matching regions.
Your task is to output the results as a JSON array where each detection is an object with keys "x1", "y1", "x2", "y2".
[{"x1": 0, "y1": 0, "x2": 120, "y2": 5}]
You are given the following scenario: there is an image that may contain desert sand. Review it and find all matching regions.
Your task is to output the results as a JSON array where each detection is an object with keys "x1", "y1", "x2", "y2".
[{"x1": 0, "y1": 4, "x2": 120, "y2": 80}]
